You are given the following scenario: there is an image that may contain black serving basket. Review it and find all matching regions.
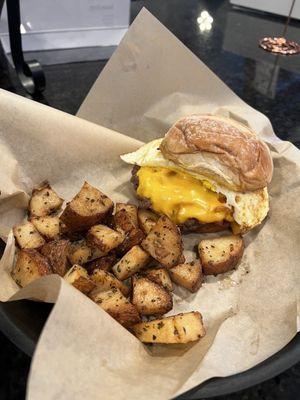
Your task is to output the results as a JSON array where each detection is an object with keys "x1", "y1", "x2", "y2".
[{"x1": 0, "y1": 300, "x2": 299, "y2": 399}]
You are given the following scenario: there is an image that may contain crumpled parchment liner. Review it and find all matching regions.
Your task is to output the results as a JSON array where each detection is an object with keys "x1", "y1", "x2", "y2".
[{"x1": 0, "y1": 9, "x2": 299, "y2": 400}]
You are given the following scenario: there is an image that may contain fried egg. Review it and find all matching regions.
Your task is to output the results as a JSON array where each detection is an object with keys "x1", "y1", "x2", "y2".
[{"x1": 121, "y1": 139, "x2": 269, "y2": 232}]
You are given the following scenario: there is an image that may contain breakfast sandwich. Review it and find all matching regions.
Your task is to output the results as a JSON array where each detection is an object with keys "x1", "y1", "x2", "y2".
[{"x1": 121, "y1": 115, "x2": 273, "y2": 233}]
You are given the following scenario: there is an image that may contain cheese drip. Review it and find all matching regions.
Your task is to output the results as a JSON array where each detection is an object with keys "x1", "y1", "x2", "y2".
[{"x1": 137, "y1": 167, "x2": 233, "y2": 224}]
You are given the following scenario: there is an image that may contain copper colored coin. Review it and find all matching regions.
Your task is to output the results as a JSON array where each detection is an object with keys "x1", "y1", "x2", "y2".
[{"x1": 259, "y1": 37, "x2": 300, "y2": 55}]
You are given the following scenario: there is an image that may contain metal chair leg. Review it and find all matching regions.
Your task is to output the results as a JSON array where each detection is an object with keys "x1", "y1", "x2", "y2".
[{"x1": 6, "y1": 0, "x2": 45, "y2": 94}]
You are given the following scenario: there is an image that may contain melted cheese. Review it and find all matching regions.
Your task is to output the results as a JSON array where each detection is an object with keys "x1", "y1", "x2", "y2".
[{"x1": 137, "y1": 166, "x2": 233, "y2": 224}]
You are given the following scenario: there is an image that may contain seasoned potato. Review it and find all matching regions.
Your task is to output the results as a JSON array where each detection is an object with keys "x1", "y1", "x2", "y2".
[
  {"x1": 60, "y1": 181, "x2": 113, "y2": 232},
  {"x1": 85, "y1": 254, "x2": 116, "y2": 274},
  {"x1": 143, "y1": 267, "x2": 173, "y2": 292},
  {"x1": 11, "y1": 249, "x2": 52, "y2": 288},
  {"x1": 114, "y1": 204, "x2": 145, "y2": 253},
  {"x1": 90, "y1": 269, "x2": 129, "y2": 296},
  {"x1": 112, "y1": 245, "x2": 150, "y2": 280},
  {"x1": 59, "y1": 220, "x2": 84, "y2": 241},
  {"x1": 90, "y1": 288, "x2": 140, "y2": 327},
  {"x1": 131, "y1": 311, "x2": 205, "y2": 344},
  {"x1": 115, "y1": 203, "x2": 139, "y2": 226},
  {"x1": 131, "y1": 276, "x2": 173, "y2": 316},
  {"x1": 68, "y1": 240, "x2": 102, "y2": 265},
  {"x1": 87, "y1": 224, "x2": 124, "y2": 255},
  {"x1": 64, "y1": 265, "x2": 95, "y2": 294},
  {"x1": 13, "y1": 221, "x2": 45, "y2": 249},
  {"x1": 41, "y1": 239, "x2": 70, "y2": 277},
  {"x1": 30, "y1": 216, "x2": 61, "y2": 240},
  {"x1": 137, "y1": 208, "x2": 159, "y2": 234},
  {"x1": 28, "y1": 181, "x2": 63, "y2": 217},
  {"x1": 169, "y1": 261, "x2": 203, "y2": 293},
  {"x1": 141, "y1": 216, "x2": 184, "y2": 268},
  {"x1": 118, "y1": 224, "x2": 145, "y2": 255},
  {"x1": 198, "y1": 235, "x2": 244, "y2": 275}
]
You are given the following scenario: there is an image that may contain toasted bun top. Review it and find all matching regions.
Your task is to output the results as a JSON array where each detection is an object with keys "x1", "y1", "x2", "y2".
[{"x1": 160, "y1": 115, "x2": 273, "y2": 192}]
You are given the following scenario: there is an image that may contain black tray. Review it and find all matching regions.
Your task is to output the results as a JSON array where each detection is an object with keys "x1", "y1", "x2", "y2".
[{"x1": 0, "y1": 300, "x2": 299, "y2": 398}]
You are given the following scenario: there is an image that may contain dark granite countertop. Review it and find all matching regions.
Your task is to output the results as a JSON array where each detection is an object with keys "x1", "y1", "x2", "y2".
[{"x1": 0, "y1": 0, "x2": 299, "y2": 399}]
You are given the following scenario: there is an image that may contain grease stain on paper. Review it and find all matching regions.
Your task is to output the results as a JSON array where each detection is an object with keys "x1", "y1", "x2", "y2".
[{"x1": 217, "y1": 256, "x2": 251, "y2": 291}]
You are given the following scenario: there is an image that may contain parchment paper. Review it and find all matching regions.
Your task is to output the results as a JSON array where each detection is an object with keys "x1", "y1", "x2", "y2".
[{"x1": 0, "y1": 9, "x2": 299, "y2": 400}]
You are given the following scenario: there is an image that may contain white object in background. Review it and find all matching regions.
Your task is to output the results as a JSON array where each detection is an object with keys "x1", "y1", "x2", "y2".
[
  {"x1": 0, "y1": 0, "x2": 130, "y2": 64},
  {"x1": 230, "y1": 0, "x2": 300, "y2": 20}
]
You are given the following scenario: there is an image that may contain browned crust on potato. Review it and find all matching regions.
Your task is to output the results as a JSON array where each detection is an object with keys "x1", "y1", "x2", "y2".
[
  {"x1": 90, "y1": 269, "x2": 130, "y2": 296},
  {"x1": 85, "y1": 253, "x2": 117, "y2": 274},
  {"x1": 72, "y1": 276, "x2": 96, "y2": 294},
  {"x1": 30, "y1": 216, "x2": 61, "y2": 241},
  {"x1": 11, "y1": 249, "x2": 52, "y2": 287},
  {"x1": 67, "y1": 240, "x2": 103, "y2": 265},
  {"x1": 64, "y1": 264, "x2": 96, "y2": 294},
  {"x1": 198, "y1": 235, "x2": 244, "y2": 275},
  {"x1": 141, "y1": 215, "x2": 184, "y2": 268},
  {"x1": 13, "y1": 222, "x2": 45, "y2": 250},
  {"x1": 169, "y1": 261, "x2": 203, "y2": 293},
  {"x1": 40, "y1": 239, "x2": 70, "y2": 277},
  {"x1": 90, "y1": 288, "x2": 140, "y2": 327},
  {"x1": 60, "y1": 204, "x2": 113, "y2": 233},
  {"x1": 137, "y1": 208, "x2": 159, "y2": 235},
  {"x1": 60, "y1": 181, "x2": 113, "y2": 232},
  {"x1": 112, "y1": 245, "x2": 150, "y2": 280},
  {"x1": 114, "y1": 205, "x2": 145, "y2": 254},
  {"x1": 86, "y1": 225, "x2": 124, "y2": 255},
  {"x1": 28, "y1": 181, "x2": 64, "y2": 217},
  {"x1": 143, "y1": 267, "x2": 173, "y2": 292},
  {"x1": 131, "y1": 276, "x2": 173, "y2": 316},
  {"x1": 107, "y1": 303, "x2": 141, "y2": 327},
  {"x1": 131, "y1": 311, "x2": 205, "y2": 344}
]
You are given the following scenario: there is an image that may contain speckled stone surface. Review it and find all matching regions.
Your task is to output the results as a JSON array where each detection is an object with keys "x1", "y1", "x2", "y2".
[{"x1": 0, "y1": 0, "x2": 299, "y2": 399}]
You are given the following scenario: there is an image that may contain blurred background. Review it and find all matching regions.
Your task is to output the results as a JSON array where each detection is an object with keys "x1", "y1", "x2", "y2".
[{"x1": 0, "y1": 1, "x2": 299, "y2": 399}]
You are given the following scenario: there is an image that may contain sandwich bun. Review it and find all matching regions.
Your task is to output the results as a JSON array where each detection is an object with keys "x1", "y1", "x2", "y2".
[
  {"x1": 160, "y1": 114, "x2": 273, "y2": 192},
  {"x1": 121, "y1": 115, "x2": 273, "y2": 233}
]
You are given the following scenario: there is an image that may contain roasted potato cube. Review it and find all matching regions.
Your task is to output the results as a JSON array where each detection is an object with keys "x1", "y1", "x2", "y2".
[
  {"x1": 114, "y1": 204, "x2": 145, "y2": 253},
  {"x1": 137, "y1": 208, "x2": 159, "y2": 234},
  {"x1": 28, "y1": 181, "x2": 63, "y2": 217},
  {"x1": 68, "y1": 240, "x2": 102, "y2": 265},
  {"x1": 64, "y1": 265, "x2": 95, "y2": 294},
  {"x1": 87, "y1": 224, "x2": 124, "y2": 255},
  {"x1": 131, "y1": 276, "x2": 173, "y2": 316},
  {"x1": 169, "y1": 261, "x2": 203, "y2": 293},
  {"x1": 198, "y1": 235, "x2": 244, "y2": 275},
  {"x1": 141, "y1": 216, "x2": 184, "y2": 268},
  {"x1": 143, "y1": 267, "x2": 173, "y2": 292},
  {"x1": 131, "y1": 312, "x2": 205, "y2": 344},
  {"x1": 11, "y1": 249, "x2": 52, "y2": 288},
  {"x1": 59, "y1": 220, "x2": 84, "y2": 241},
  {"x1": 90, "y1": 288, "x2": 140, "y2": 327},
  {"x1": 85, "y1": 254, "x2": 116, "y2": 274},
  {"x1": 115, "y1": 203, "x2": 139, "y2": 226},
  {"x1": 112, "y1": 245, "x2": 150, "y2": 280},
  {"x1": 13, "y1": 221, "x2": 45, "y2": 249},
  {"x1": 30, "y1": 216, "x2": 61, "y2": 240},
  {"x1": 117, "y1": 225, "x2": 145, "y2": 255},
  {"x1": 60, "y1": 181, "x2": 113, "y2": 232},
  {"x1": 90, "y1": 269, "x2": 129, "y2": 296},
  {"x1": 40, "y1": 239, "x2": 70, "y2": 277}
]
